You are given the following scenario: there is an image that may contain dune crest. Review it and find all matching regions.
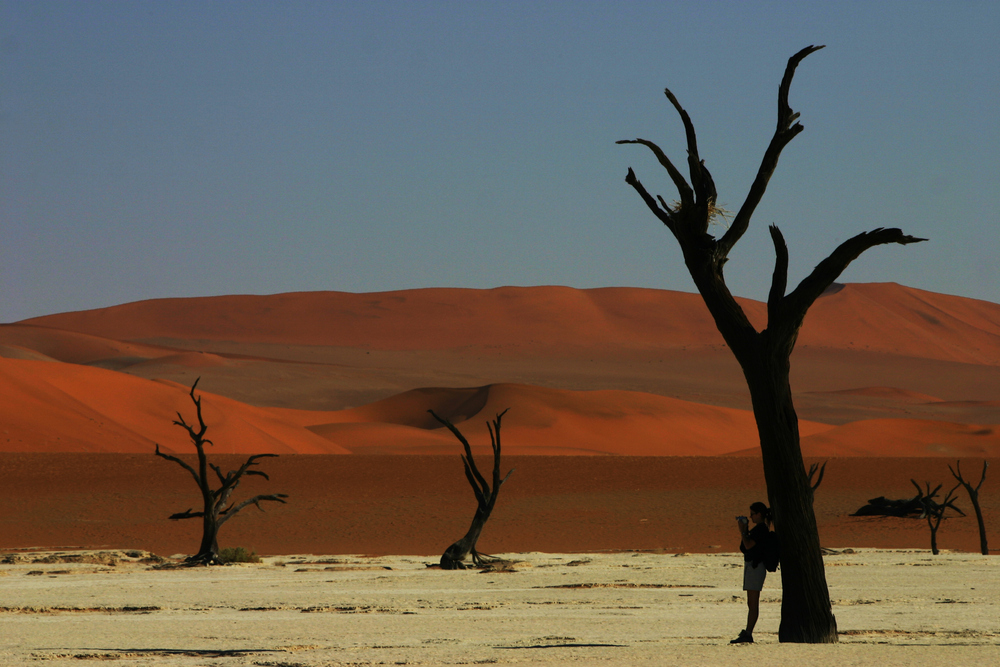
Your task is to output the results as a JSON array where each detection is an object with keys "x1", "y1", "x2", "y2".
[
  {"x1": 19, "y1": 283, "x2": 1000, "y2": 364},
  {"x1": 0, "y1": 358, "x2": 348, "y2": 454},
  {"x1": 4, "y1": 284, "x2": 998, "y2": 456}
]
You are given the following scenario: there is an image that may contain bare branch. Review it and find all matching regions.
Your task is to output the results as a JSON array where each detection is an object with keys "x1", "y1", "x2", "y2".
[
  {"x1": 662, "y1": 88, "x2": 714, "y2": 208},
  {"x1": 950, "y1": 459, "x2": 989, "y2": 493},
  {"x1": 217, "y1": 493, "x2": 289, "y2": 527},
  {"x1": 210, "y1": 463, "x2": 228, "y2": 486},
  {"x1": 429, "y1": 410, "x2": 491, "y2": 498},
  {"x1": 487, "y1": 409, "x2": 514, "y2": 502},
  {"x1": 719, "y1": 45, "x2": 825, "y2": 257},
  {"x1": 808, "y1": 461, "x2": 827, "y2": 492},
  {"x1": 616, "y1": 138, "x2": 693, "y2": 207},
  {"x1": 767, "y1": 225, "x2": 790, "y2": 325},
  {"x1": 154, "y1": 444, "x2": 201, "y2": 486},
  {"x1": 776, "y1": 228, "x2": 927, "y2": 340},
  {"x1": 461, "y1": 455, "x2": 489, "y2": 507},
  {"x1": 622, "y1": 167, "x2": 678, "y2": 234}
]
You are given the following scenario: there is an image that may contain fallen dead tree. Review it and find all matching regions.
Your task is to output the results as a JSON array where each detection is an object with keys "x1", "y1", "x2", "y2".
[
  {"x1": 851, "y1": 480, "x2": 964, "y2": 519},
  {"x1": 852, "y1": 480, "x2": 965, "y2": 555}
]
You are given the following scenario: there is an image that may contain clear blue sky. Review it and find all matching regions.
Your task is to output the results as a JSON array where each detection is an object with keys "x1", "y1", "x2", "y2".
[{"x1": 2, "y1": 1, "x2": 998, "y2": 323}]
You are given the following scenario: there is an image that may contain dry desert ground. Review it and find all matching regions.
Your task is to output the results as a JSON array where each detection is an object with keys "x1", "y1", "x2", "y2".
[{"x1": 1, "y1": 549, "x2": 998, "y2": 666}]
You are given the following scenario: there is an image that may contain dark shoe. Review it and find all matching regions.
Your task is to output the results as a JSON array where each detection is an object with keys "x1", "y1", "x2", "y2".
[{"x1": 730, "y1": 630, "x2": 754, "y2": 644}]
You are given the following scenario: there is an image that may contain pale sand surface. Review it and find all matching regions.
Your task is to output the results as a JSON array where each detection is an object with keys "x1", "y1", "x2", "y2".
[{"x1": 1, "y1": 549, "x2": 997, "y2": 666}]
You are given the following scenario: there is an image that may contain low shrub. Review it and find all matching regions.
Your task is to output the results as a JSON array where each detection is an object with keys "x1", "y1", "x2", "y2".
[{"x1": 219, "y1": 547, "x2": 260, "y2": 564}]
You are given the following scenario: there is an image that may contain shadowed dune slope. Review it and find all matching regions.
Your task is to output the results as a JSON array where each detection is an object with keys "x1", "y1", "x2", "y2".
[
  {"x1": 1, "y1": 357, "x2": 824, "y2": 456},
  {"x1": 0, "y1": 358, "x2": 348, "y2": 454},
  {"x1": 17, "y1": 283, "x2": 1000, "y2": 364},
  {"x1": 0, "y1": 324, "x2": 175, "y2": 366},
  {"x1": 4, "y1": 355, "x2": 991, "y2": 457},
  {"x1": 305, "y1": 384, "x2": 834, "y2": 456}
]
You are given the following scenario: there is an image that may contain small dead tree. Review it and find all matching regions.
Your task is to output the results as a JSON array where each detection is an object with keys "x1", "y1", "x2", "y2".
[
  {"x1": 618, "y1": 45, "x2": 926, "y2": 642},
  {"x1": 155, "y1": 379, "x2": 288, "y2": 564},
  {"x1": 913, "y1": 480, "x2": 963, "y2": 555},
  {"x1": 429, "y1": 408, "x2": 513, "y2": 569},
  {"x1": 808, "y1": 461, "x2": 827, "y2": 496},
  {"x1": 949, "y1": 460, "x2": 989, "y2": 555}
]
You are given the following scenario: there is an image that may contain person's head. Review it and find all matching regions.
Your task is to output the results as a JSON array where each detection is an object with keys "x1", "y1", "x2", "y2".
[{"x1": 749, "y1": 501, "x2": 772, "y2": 526}]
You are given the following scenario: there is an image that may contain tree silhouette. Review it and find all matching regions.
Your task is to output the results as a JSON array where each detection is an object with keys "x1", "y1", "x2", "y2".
[
  {"x1": 155, "y1": 379, "x2": 288, "y2": 564},
  {"x1": 618, "y1": 46, "x2": 925, "y2": 642},
  {"x1": 949, "y1": 460, "x2": 989, "y2": 555},
  {"x1": 912, "y1": 480, "x2": 963, "y2": 555},
  {"x1": 430, "y1": 409, "x2": 513, "y2": 569}
]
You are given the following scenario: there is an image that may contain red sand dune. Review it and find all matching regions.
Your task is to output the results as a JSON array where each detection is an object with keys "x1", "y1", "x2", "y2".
[
  {"x1": 811, "y1": 386, "x2": 944, "y2": 403},
  {"x1": 0, "y1": 358, "x2": 347, "y2": 454},
  {"x1": 4, "y1": 352, "x2": 995, "y2": 457},
  {"x1": 0, "y1": 356, "x2": 835, "y2": 456},
  {"x1": 305, "y1": 384, "x2": 833, "y2": 456},
  {"x1": 800, "y1": 419, "x2": 1000, "y2": 457},
  {"x1": 0, "y1": 323, "x2": 174, "y2": 366},
  {"x1": 2, "y1": 283, "x2": 998, "y2": 457},
  {"x1": 18, "y1": 283, "x2": 1000, "y2": 364}
]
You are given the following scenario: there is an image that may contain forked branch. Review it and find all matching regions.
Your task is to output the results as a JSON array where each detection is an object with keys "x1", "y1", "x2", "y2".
[
  {"x1": 770, "y1": 227, "x2": 927, "y2": 342},
  {"x1": 808, "y1": 461, "x2": 827, "y2": 492},
  {"x1": 720, "y1": 45, "x2": 823, "y2": 255},
  {"x1": 949, "y1": 460, "x2": 990, "y2": 555}
]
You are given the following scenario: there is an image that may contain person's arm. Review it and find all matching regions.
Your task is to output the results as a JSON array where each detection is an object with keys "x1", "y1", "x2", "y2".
[{"x1": 737, "y1": 520, "x2": 756, "y2": 549}]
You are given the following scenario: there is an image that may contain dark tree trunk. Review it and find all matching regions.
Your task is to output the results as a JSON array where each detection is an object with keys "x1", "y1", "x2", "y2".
[
  {"x1": 430, "y1": 408, "x2": 513, "y2": 570},
  {"x1": 155, "y1": 379, "x2": 288, "y2": 565},
  {"x1": 741, "y1": 346, "x2": 836, "y2": 642},
  {"x1": 618, "y1": 46, "x2": 925, "y2": 642},
  {"x1": 197, "y1": 513, "x2": 221, "y2": 563},
  {"x1": 441, "y1": 508, "x2": 489, "y2": 568}
]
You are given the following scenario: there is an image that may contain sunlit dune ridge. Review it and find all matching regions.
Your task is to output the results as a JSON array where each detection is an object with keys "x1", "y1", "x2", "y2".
[
  {"x1": 17, "y1": 283, "x2": 1000, "y2": 364},
  {"x1": 1, "y1": 282, "x2": 998, "y2": 456}
]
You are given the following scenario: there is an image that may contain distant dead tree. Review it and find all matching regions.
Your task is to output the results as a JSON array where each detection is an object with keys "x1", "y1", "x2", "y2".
[
  {"x1": 808, "y1": 461, "x2": 827, "y2": 495},
  {"x1": 949, "y1": 460, "x2": 989, "y2": 555},
  {"x1": 429, "y1": 408, "x2": 513, "y2": 569},
  {"x1": 912, "y1": 480, "x2": 963, "y2": 555},
  {"x1": 618, "y1": 45, "x2": 926, "y2": 642},
  {"x1": 155, "y1": 379, "x2": 288, "y2": 565}
]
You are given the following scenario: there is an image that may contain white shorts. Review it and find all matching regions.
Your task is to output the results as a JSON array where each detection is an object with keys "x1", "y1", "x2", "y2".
[{"x1": 743, "y1": 560, "x2": 766, "y2": 591}]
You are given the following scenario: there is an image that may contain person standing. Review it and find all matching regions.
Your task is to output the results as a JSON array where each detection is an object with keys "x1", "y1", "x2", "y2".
[{"x1": 731, "y1": 501, "x2": 773, "y2": 644}]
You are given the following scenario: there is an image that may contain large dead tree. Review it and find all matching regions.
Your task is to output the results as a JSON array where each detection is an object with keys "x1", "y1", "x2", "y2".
[
  {"x1": 430, "y1": 409, "x2": 513, "y2": 569},
  {"x1": 618, "y1": 45, "x2": 926, "y2": 642},
  {"x1": 155, "y1": 379, "x2": 288, "y2": 565},
  {"x1": 949, "y1": 460, "x2": 989, "y2": 555}
]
